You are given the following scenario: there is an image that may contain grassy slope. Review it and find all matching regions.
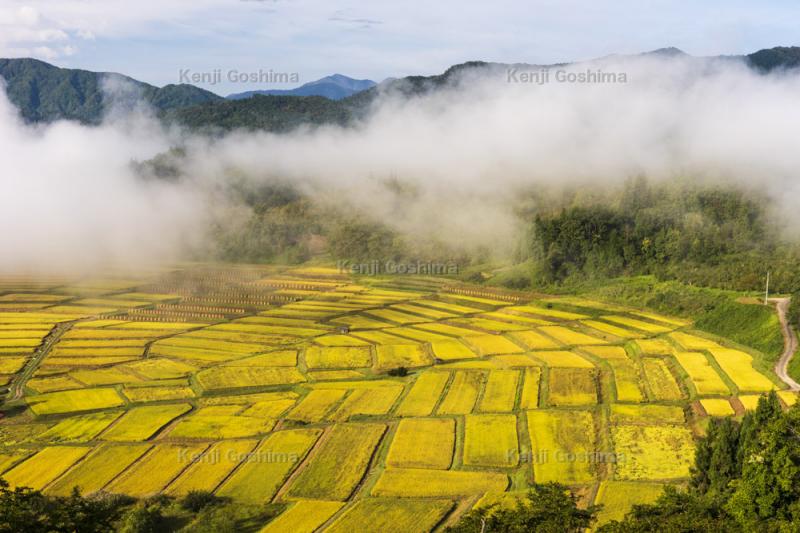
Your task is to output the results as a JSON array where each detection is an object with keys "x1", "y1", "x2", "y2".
[{"x1": 576, "y1": 276, "x2": 784, "y2": 364}]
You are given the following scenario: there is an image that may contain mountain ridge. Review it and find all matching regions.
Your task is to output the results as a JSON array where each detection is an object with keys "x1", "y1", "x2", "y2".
[
  {"x1": 1, "y1": 46, "x2": 799, "y2": 127},
  {"x1": 227, "y1": 73, "x2": 376, "y2": 100}
]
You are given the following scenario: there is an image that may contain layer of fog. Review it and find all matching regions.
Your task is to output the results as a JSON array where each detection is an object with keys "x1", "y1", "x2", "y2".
[
  {"x1": 2, "y1": 53, "x2": 800, "y2": 273},
  {"x1": 0, "y1": 83, "x2": 208, "y2": 274}
]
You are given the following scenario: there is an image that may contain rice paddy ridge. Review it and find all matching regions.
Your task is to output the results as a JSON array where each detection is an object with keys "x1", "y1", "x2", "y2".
[{"x1": 0, "y1": 266, "x2": 796, "y2": 532}]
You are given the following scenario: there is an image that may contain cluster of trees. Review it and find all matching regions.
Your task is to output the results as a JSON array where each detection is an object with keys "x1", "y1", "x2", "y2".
[
  {"x1": 604, "y1": 392, "x2": 800, "y2": 531},
  {"x1": 0, "y1": 59, "x2": 220, "y2": 125},
  {"x1": 531, "y1": 177, "x2": 800, "y2": 292},
  {"x1": 448, "y1": 393, "x2": 800, "y2": 532},
  {"x1": 0, "y1": 485, "x2": 271, "y2": 533}
]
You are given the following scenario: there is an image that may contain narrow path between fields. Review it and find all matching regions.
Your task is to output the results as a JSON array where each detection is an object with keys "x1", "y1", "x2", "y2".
[
  {"x1": 10, "y1": 322, "x2": 73, "y2": 400},
  {"x1": 771, "y1": 297, "x2": 800, "y2": 391}
]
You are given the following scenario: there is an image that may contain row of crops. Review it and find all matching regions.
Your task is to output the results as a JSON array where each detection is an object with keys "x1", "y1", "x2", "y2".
[{"x1": 0, "y1": 265, "x2": 795, "y2": 531}]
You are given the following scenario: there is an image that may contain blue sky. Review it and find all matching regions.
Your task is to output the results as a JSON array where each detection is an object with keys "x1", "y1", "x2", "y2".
[{"x1": 1, "y1": 0, "x2": 799, "y2": 95}]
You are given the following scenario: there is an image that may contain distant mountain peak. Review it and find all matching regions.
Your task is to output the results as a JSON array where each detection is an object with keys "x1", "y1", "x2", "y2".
[
  {"x1": 226, "y1": 74, "x2": 376, "y2": 101},
  {"x1": 642, "y1": 47, "x2": 687, "y2": 57}
]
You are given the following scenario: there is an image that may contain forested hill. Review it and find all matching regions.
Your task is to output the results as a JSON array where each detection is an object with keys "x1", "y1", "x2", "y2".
[
  {"x1": 1, "y1": 46, "x2": 799, "y2": 128},
  {"x1": 167, "y1": 46, "x2": 800, "y2": 133},
  {"x1": 0, "y1": 58, "x2": 221, "y2": 123}
]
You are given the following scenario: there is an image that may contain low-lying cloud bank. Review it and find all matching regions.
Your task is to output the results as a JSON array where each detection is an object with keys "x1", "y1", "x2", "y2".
[{"x1": 2, "y1": 53, "x2": 800, "y2": 273}]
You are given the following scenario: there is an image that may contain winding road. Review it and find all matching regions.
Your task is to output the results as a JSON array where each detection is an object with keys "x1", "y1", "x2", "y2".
[{"x1": 771, "y1": 297, "x2": 800, "y2": 391}]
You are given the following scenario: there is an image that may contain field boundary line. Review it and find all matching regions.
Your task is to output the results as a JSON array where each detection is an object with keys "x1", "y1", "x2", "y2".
[{"x1": 10, "y1": 321, "x2": 75, "y2": 400}]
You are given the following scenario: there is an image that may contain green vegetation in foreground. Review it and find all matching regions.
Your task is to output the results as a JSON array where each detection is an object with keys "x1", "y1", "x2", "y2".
[
  {"x1": 0, "y1": 484, "x2": 279, "y2": 533},
  {"x1": 446, "y1": 483, "x2": 597, "y2": 532}
]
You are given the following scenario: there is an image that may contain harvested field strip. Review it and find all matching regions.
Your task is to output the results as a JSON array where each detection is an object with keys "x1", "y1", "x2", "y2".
[
  {"x1": 260, "y1": 500, "x2": 345, "y2": 533},
  {"x1": 122, "y1": 358, "x2": 196, "y2": 379},
  {"x1": 602, "y1": 316, "x2": 672, "y2": 333},
  {"x1": 27, "y1": 387, "x2": 125, "y2": 416},
  {"x1": 642, "y1": 358, "x2": 684, "y2": 400},
  {"x1": 478, "y1": 370, "x2": 520, "y2": 412},
  {"x1": 154, "y1": 337, "x2": 264, "y2": 353},
  {"x1": 609, "y1": 404, "x2": 685, "y2": 425},
  {"x1": 611, "y1": 425, "x2": 694, "y2": 480},
  {"x1": 464, "y1": 335, "x2": 524, "y2": 356},
  {"x1": 195, "y1": 366, "x2": 305, "y2": 392},
  {"x1": 582, "y1": 320, "x2": 643, "y2": 339},
  {"x1": 386, "y1": 327, "x2": 452, "y2": 342},
  {"x1": 700, "y1": 398, "x2": 735, "y2": 416},
  {"x1": 46, "y1": 444, "x2": 152, "y2": 496},
  {"x1": 351, "y1": 330, "x2": 418, "y2": 345},
  {"x1": 314, "y1": 335, "x2": 371, "y2": 347},
  {"x1": 0, "y1": 357, "x2": 27, "y2": 374},
  {"x1": 365, "y1": 309, "x2": 427, "y2": 324},
  {"x1": 167, "y1": 412, "x2": 276, "y2": 439},
  {"x1": 707, "y1": 348, "x2": 775, "y2": 392},
  {"x1": 415, "y1": 322, "x2": 483, "y2": 337},
  {"x1": 371, "y1": 469, "x2": 508, "y2": 498},
  {"x1": 530, "y1": 350, "x2": 594, "y2": 368},
  {"x1": 539, "y1": 326, "x2": 605, "y2": 346},
  {"x1": 390, "y1": 303, "x2": 456, "y2": 319},
  {"x1": 57, "y1": 339, "x2": 150, "y2": 347},
  {"x1": 387, "y1": 418, "x2": 455, "y2": 469},
  {"x1": 673, "y1": 352, "x2": 730, "y2": 395},
  {"x1": 738, "y1": 395, "x2": 762, "y2": 411},
  {"x1": 304, "y1": 346, "x2": 372, "y2": 369},
  {"x1": 527, "y1": 409, "x2": 595, "y2": 484},
  {"x1": 122, "y1": 386, "x2": 194, "y2": 402},
  {"x1": 607, "y1": 359, "x2": 646, "y2": 403},
  {"x1": 374, "y1": 344, "x2": 431, "y2": 371},
  {"x1": 506, "y1": 305, "x2": 588, "y2": 320},
  {"x1": 329, "y1": 386, "x2": 403, "y2": 421},
  {"x1": 519, "y1": 367, "x2": 541, "y2": 408},
  {"x1": 101, "y1": 403, "x2": 192, "y2": 441},
  {"x1": 286, "y1": 389, "x2": 347, "y2": 422},
  {"x1": 105, "y1": 443, "x2": 208, "y2": 497},
  {"x1": 463, "y1": 414, "x2": 519, "y2": 467},
  {"x1": 165, "y1": 440, "x2": 260, "y2": 495},
  {"x1": 452, "y1": 318, "x2": 528, "y2": 332},
  {"x1": 509, "y1": 330, "x2": 560, "y2": 350},
  {"x1": 437, "y1": 371, "x2": 483, "y2": 414},
  {"x1": 26, "y1": 375, "x2": 82, "y2": 393},
  {"x1": 50, "y1": 347, "x2": 144, "y2": 356},
  {"x1": 4, "y1": 446, "x2": 91, "y2": 490},
  {"x1": 331, "y1": 316, "x2": 393, "y2": 330},
  {"x1": 70, "y1": 368, "x2": 143, "y2": 386},
  {"x1": 287, "y1": 423, "x2": 386, "y2": 501},
  {"x1": 42, "y1": 356, "x2": 138, "y2": 367},
  {"x1": 148, "y1": 345, "x2": 244, "y2": 362},
  {"x1": 483, "y1": 311, "x2": 553, "y2": 326},
  {"x1": 548, "y1": 368, "x2": 597, "y2": 406},
  {"x1": 395, "y1": 372, "x2": 449, "y2": 416},
  {"x1": 327, "y1": 498, "x2": 452, "y2": 533},
  {"x1": 38, "y1": 411, "x2": 122, "y2": 442},
  {"x1": 413, "y1": 299, "x2": 483, "y2": 314},
  {"x1": 595, "y1": 481, "x2": 664, "y2": 526},
  {"x1": 429, "y1": 339, "x2": 477, "y2": 361},
  {"x1": 0, "y1": 338, "x2": 43, "y2": 347},
  {"x1": 670, "y1": 332, "x2": 720, "y2": 350}
]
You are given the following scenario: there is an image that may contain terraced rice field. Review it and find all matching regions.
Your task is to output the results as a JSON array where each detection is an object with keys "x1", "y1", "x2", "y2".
[
  {"x1": 463, "y1": 414, "x2": 518, "y2": 467},
  {"x1": 386, "y1": 418, "x2": 455, "y2": 469},
  {"x1": 0, "y1": 267, "x2": 789, "y2": 531}
]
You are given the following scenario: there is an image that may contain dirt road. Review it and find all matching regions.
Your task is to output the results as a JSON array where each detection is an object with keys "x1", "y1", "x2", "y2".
[
  {"x1": 772, "y1": 297, "x2": 800, "y2": 391},
  {"x1": 9, "y1": 322, "x2": 73, "y2": 400}
]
